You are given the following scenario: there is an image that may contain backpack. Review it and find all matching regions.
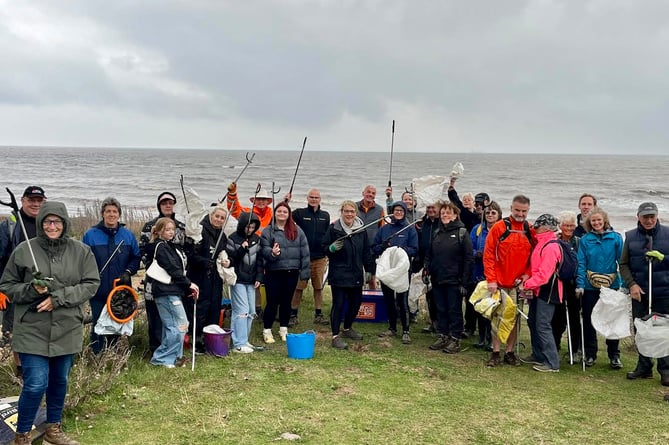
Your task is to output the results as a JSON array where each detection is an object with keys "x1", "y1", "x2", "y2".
[
  {"x1": 498, "y1": 218, "x2": 532, "y2": 244},
  {"x1": 540, "y1": 239, "x2": 577, "y2": 282}
]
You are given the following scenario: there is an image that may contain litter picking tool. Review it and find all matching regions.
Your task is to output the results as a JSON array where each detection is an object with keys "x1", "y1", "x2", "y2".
[
  {"x1": 192, "y1": 295, "x2": 197, "y2": 371},
  {"x1": 270, "y1": 182, "x2": 281, "y2": 231},
  {"x1": 180, "y1": 174, "x2": 190, "y2": 213},
  {"x1": 99, "y1": 240, "x2": 125, "y2": 276},
  {"x1": 647, "y1": 234, "x2": 654, "y2": 315},
  {"x1": 333, "y1": 215, "x2": 388, "y2": 243},
  {"x1": 219, "y1": 152, "x2": 257, "y2": 202},
  {"x1": 565, "y1": 295, "x2": 574, "y2": 365},
  {"x1": 579, "y1": 307, "x2": 586, "y2": 372},
  {"x1": 287, "y1": 137, "x2": 307, "y2": 198},
  {"x1": 387, "y1": 120, "x2": 395, "y2": 188}
]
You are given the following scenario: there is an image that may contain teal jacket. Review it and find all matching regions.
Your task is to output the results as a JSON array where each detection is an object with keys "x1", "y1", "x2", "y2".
[{"x1": 0, "y1": 201, "x2": 100, "y2": 356}]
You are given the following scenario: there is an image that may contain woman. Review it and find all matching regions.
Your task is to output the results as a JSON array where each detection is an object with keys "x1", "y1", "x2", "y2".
[
  {"x1": 425, "y1": 202, "x2": 473, "y2": 353},
  {"x1": 575, "y1": 207, "x2": 624, "y2": 369},
  {"x1": 469, "y1": 201, "x2": 502, "y2": 349},
  {"x1": 149, "y1": 217, "x2": 199, "y2": 367},
  {"x1": 462, "y1": 192, "x2": 475, "y2": 212},
  {"x1": 322, "y1": 201, "x2": 376, "y2": 349},
  {"x1": 186, "y1": 204, "x2": 229, "y2": 353},
  {"x1": 0, "y1": 201, "x2": 100, "y2": 445},
  {"x1": 226, "y1": 212, "x2": 262, "y2": 353},
  {"x1": 260, "y1": 202, "x2": 310, "y2": 343}
]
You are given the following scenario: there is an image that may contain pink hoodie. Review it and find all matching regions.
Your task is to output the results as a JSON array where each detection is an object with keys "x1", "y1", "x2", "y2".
[{"x1": 524, "y1": 230, "x2": 564, "y2": 303}]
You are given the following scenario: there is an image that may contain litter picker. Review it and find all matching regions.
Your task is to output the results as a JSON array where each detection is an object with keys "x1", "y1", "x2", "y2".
[
  {"x1": 333, "y1": 215, "x2": 388, "y2": 243},
  {"x1": 0, "y1": 188, "x2": 44, "y2": 279},
  {"x1": 647, "y1": 234, "x2": 654, "y2": 315},
  {"x1": 180, "y1": 174, "x2": 190, "y2": 213},
  {"x1": 565, "y1": 294, "x2": 574, "y2": 365},
  {"x1": 219, "y1": 152, "x2": 256, "y2": 202},
  {"x1": 388, "y1": 120, "x2": 395, "y2": 188},
  {"x1": 287, "y1": 137, "x2": 307, "y2": 198}
]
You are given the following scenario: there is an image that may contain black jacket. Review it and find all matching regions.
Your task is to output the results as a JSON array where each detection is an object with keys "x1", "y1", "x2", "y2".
[
  {"x1": 293, "y1": 205, "x2": 330, "y2": 260},
  {"x1": 186, "y1": 216, "x2": 226, "y2": 301},
  {"x1": 226, "y1": 212, "x2": 263, "y2": 285},
  {"x1": 150, "y1": 240, "x2": 192, "y2": 298},
  {"x1": 322, "y1": 220, "x2": 375, "y2": 288},
  {"x1": 425, "y1": 219, "x2": 474, "y2": 286}
]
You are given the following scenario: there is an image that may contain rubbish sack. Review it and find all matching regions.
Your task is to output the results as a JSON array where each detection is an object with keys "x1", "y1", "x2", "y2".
[
  {"x1": 177, "y1": 186, "x2": 238, "y2": 243},
  {"x1": 411, "y1": 175, "x2": 450, "y2": 213},
  {"x1": 491, "y1": 289, "x2": 517, "y2": 344},
  {"x1": 591, "y1": 287, "x2": 632, "y2": 339},
  {"x1": 375, "y1": 246, "x2": 410, "y2": 293},
  {"x1": 216, "y1": 250, "x2": 237, "y2": 285},
  {"x1": 95, "y1": 306, "x2": 134, "y2": 336},
  {"x1": 408, "y1": 272, "x2": 426, "y2": 314},
  {"x1": 634, "y1": 313, "x2": 669, "y2": 358},
  {"x1": 469, "y1": 281, "x2": 500, "y2": 320},
  {"x1": 95, "y1": 279, "x2": 138, "y2": 336}
]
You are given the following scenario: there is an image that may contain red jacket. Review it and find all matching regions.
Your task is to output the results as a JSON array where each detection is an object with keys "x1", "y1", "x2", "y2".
[{"x1": 483, "y1": 218, "x2": 535, "y2": 288}]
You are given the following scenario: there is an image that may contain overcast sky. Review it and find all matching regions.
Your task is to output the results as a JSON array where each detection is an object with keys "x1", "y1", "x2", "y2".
[{"x1": 1, "y1": 1, "x2": 668, "y2": 154}]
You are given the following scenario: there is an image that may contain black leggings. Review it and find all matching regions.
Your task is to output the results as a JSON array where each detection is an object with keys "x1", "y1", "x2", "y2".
[
  {"x1": 381, "y1": 283, "x2": 409, "y2": 332},
  {"x1": 330, "y1": 286, "x2": 363, "y2": 336},
  {"x1": 263, "y1": 270, "x2": 299, "y2": 329}
]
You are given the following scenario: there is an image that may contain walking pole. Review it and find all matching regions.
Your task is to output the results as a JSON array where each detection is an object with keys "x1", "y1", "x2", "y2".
[
  {"x1": 565, "y1": 296, "x2": 574, "y2": 365},
  {"x1": 387, "y1": 120, "x2": 395, "y2": 188},
  {"x1": 219, "y1": 152, "x2": 256, "y2": 202},
  {"x1": 287, "y1": 137, "x2": 307, "y2": 199}
]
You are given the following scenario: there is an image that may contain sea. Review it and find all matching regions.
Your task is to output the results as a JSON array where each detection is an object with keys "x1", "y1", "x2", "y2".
[{"x1": 1, "y1": 146, "x2": 668, "y2": 235}]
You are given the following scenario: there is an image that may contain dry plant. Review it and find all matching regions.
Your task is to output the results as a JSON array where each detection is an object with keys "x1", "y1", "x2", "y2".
[{"x1": 69, "y1": 202, "x2": 153, "y2": 239}]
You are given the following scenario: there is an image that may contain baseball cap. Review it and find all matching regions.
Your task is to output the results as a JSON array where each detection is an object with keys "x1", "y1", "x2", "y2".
[
  {"x1": 533, "y1": 213, "x2": 559, "y2": 230},
  {"x1": 637, "y1": 202, "x2": 658, "y2": 217},
  {"x1": 157, "y1": 192, "x2": 177, "y2": 204},
  {"x1": 475, "y1": 193, "x2": 489, "y2": 203},
  {"x1": 22, "y1": 186, "x2": 46, "y2": 199}
]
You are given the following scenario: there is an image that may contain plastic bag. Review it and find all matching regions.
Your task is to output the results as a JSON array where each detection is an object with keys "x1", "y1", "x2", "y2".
[
  {"x1": 216, "y1": 250, "x2": 237, "y2": 285},
  {"x1": 408, "y1": 272, "x2": 426, "y2": 314},
  {"x1": 491, "y1": 289, "x2": 517, "y2": 344},
  {"x1": 375, "y1": 246, "x2": 410, "y2": 293},
  {"x1": 94, "y1": 306, "x2": 134, "y2": 336},
  {"x1": 591, "y1": 287, "x2": 631, "y2": 339},
  {"x1": 634, "y1": 313, "x2": 669, "y2": 358},
  {"x1": 469, "y1": 281, "x2": 500, "y2": 319}
]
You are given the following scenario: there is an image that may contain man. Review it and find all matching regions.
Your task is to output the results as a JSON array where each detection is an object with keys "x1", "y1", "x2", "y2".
[
  {"x1": 574, "y1": 193, "x2": 596, "y2": 238},
  {"x1": 139, "y1": 192, "x2": 187, "y2": 354},
  {"x1": 619, "y1": 202, "x2": 669, "y2": 393},
  {"x1": 357, "y1": 185, "x2": 385, "y2": 289},
  {"x1": 83, "y1": 197, "x2": 141, "y2": 354},
  {"x1": 289, "y1": 189, "x2": 331, "y2": 326},
  {"x1": 0, "y1": 185, "x2": 47, "y2": 377},
  {"x1": 483, "y1": 194, "x2": 535, "y2": 367}
]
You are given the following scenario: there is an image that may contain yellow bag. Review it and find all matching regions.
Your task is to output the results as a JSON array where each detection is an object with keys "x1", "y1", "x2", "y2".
[
  {"x1": 469, "y1": 281, "x2": 500, "y2": 320},
  {"x1": 490, "y1": 290, "x2": 517, "y2": 344}
]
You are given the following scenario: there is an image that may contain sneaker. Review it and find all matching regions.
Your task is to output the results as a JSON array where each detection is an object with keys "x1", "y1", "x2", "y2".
[
  {"x1": 429, "y1": 334, "x2": 449, "y2": 350},
  {"x1": 443, "y1": 337, "x2": 461, "y2": 354},
  {"x1": 245, "y1": 342, "x2": 265, "y2": 351},
  {"x1": 314, "y1": 314, "x2": 329, "y2": 325},
  {"x1": 45, "y1": 422, "x2": 80, "y2": 445},
  {"x1": 378, "y1": 329, "x2": 396, "y2": 338},
  {"x1": 195, "y1": 341, "x2": 206, "y2": 355},
  {"x1": 174, "y1": 356, "x2": 190, "y2": 367},
  {"x1": 402, "y1": 332, "x2": 411, "y2": 344},
  {"x1": 288, "y1": 315, "x2": 299, "y2": 327},
  {"x1": 332, "y1": 336, "x2": 348, "y2": 350},
  {"x1": 610, "y1": 357, "x2": 623, "y2": 370},
  {"x1": 533, "y1": 363, "x2": 559, "y2": 373},
  {"x1": 626, "y1": 368, "x2": 653, "y2": 380},
  {"x1": 233, "y1": 345, "x2": 254, "y2": 354},
  {"x1": 341, "y1": 328, "x2": 363, "y2": 340},
  {"x1": 263, "y1": 329, "x2": 275, "y2": 344},
  {"x1": 487, "y1": 352, "x2": 502, "y2": 367},
  {"x1": 504, "y1": 352, "x2": 520, "y2": 366},
  {"x1": 520, "y1": 355, "x2": 542, "y2": 365},
  {"x1": 585, "y1": 357, "x2": 595, "y2": 367}
]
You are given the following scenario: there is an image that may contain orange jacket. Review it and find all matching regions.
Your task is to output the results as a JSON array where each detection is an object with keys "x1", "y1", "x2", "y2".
[
  {"x1": 483, "y1": 218, "x2": 535, "y2": 288},
  {"x1": 227, "y1": 193, "x2": 273, "y2": 233}
]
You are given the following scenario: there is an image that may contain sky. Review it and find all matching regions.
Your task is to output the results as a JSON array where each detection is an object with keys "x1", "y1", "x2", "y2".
[{"x1": 1, "y1": 0, "x2": 668, "y2": 154}]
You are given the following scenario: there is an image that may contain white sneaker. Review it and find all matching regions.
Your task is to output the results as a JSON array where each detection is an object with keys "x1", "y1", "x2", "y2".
[
  {"x1": 279, "y1": 326, "x2": 288, "y2": 342},
  {"x1": 245, "y1": 342, "x2": 264, "y2": 351},
  {"x1": 233, "y1": 345, "x2": 254, "y2": 354},
  {"x1": 263, "y1": 329, "x2": 275, "y2": 344}
]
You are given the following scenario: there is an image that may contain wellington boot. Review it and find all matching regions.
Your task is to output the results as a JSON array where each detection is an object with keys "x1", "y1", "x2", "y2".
[
  {"x1": 44, "y1": 423, "x2": 80, "y2": 445},
  {"x1": 9, "y1": 432, "x2": 32, "y2": 445}
]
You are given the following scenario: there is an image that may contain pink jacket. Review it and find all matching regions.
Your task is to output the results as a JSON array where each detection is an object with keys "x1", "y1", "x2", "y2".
[{"x1": 524, "y1": 230, "x2": 564, "y2": 303}]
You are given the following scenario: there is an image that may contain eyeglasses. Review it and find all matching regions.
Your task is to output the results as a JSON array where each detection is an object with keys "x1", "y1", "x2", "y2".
[
  {"x1": 43, "y1": 218, "x2": 64, "y2": 227},
  {"x1": 485, "y1": 211, "x2": 498, "y2": 215}
]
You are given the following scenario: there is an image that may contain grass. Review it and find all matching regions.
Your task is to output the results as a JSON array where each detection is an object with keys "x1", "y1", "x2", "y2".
[{"x1": 2, "y1": 286, "x2": 665, "y2": 444}]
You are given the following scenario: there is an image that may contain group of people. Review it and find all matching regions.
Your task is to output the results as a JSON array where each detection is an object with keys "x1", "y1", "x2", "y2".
[{"x1": 1, "y1": 181, "x2": 669, "y2": 444}]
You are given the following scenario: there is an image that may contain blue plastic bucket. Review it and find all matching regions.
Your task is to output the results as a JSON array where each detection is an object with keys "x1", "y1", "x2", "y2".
[{"x1": 286, "y1": 330, "x2": 316, "y2": 360}]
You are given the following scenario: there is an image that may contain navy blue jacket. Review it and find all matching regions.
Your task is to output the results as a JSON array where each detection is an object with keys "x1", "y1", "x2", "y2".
[
  {"x1": 620, "y1": 222, "x2": 669, "y2": 302},
  {"x1": 292, "y1": 205, "x2": 330, "y2": 260}
]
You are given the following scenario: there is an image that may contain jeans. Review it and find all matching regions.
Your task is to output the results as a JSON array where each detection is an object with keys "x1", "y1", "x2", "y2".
[
  {"x1": 330, "y1": 286, "x2": 362, "y2": 336},
  {"x1": 582, "y1": 289, "x2": 619, "y2": 360},
  {"x1": 528, "y1": 298, "x2": 560, "y2": 369},
  {"x1": 632, "y1": 296, "x2": 669, "y2": 374},
  {"x1": 231, "y1": 283, "x2": 256, "y2": 347},
  {"x1": 151, "y1": 296, "x2": 189, "y2": 366},
  {"x1": 431, "y1": 283, "x2": 463, "y2": 338},
  {"x1": 263, "y1": 270, "x2": 299, "y2": 329},
  {"x1": 17, "y1": 353, "x2": 74, "y2": 433},
  {"x1": 89, "y1": 298, "x2": 120, "y2": 354}
]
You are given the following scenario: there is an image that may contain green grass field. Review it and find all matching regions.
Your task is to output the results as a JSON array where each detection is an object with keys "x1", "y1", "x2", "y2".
[{"x1": 2, "y1": 288, "x2": 668, "y2": 444}]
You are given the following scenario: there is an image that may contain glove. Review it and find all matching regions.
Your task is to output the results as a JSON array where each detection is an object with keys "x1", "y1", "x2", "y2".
[
  {"x1": 0, "y1": 292, "x2": 9, "y2": 311},
  {"x1": 119, "y1": 270, "x2": 132, "y2": 287},
  {"x1": 646, "y1": 250, "x2": 665, "y2": 262},
  {"x1": 329, "y1": 239, "x2": 344, "y2": 252},
  {"x1": 575, "y1": 288, "x2": 584, "y2": 299},
  {"x1": 31, "y1": 271, "x2": 50, "y2": 289},
  {"x1": 227, "y1": 182, "x2": 237, "y2": 194},
  {"x1": 421, "y1": 269, "x2": 430, "y2": 285},
  {"x1": 459, "y1": 286, "x2": 468, "y2": 297}
]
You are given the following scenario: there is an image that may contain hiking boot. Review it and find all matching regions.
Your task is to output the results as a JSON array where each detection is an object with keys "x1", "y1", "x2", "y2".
[
  {"x1": 533, "y1": 363, "x2": 559, "y2": 373},
  {"x1": 626, "y1": 368, "x2": 653, "y2": 380},
  {"x1": 520, "y1": 355, "x2": 542, "y2": 365},
  {"x1": 429, "y1": 334, "x2": 449, "y2": 350},
  {"x1": 610, "y1": 356, "x2": 623, "y2": 370},
  {"x1": 378, "y1": 329, "x2": 396, "y2": 338},
  {"x1": 585, "y1": 357, "x2": 595, "y2": 368},
  {"x1": 504, "y1": 352, "x2": 520, "y2": 366},
  {"x1": 487, "y1": 352, "x2": 502, "y2": 368},
  {"x1": 263, "y1": 329, "x2": 275, "y2": 344},
  {"x1": 288, "y1": 315, "x2": 299, "y2": 327},
  {"x1": 661, "y1": 374, "x2": 669, "y2": 387},
  {"x1": 402, "y1": 332, "x2": 411, "y2": 344},
  {"x1": 442, "y1": 337, "x2": 461, "y2": 354},
  {"x1": 332, "y1": 336, "x2": 348, "y2": 350},
  {"x1": 341, "y1": 328, "x2": 363, "y2": 340},
  {"x1": 279, "y1": 326, "x2": 288, "y2": 342},
  {"x1": 9, "y1": 432, "x2": 31, "y2": 445},
  {"x1": 313, "y1": 314, "x2": 329, "y2": 325},
  {"x1": 44, "y1": 422, "x2": 79, "y2": 445}
]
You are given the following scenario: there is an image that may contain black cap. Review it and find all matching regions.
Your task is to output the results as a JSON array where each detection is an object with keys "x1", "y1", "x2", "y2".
[
  {"x1": 22, "y1": 186, "x2": 46, "y2": 199},
  {"x1": 474, "y1": 193, "x2": 489, "y2": 203}
]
